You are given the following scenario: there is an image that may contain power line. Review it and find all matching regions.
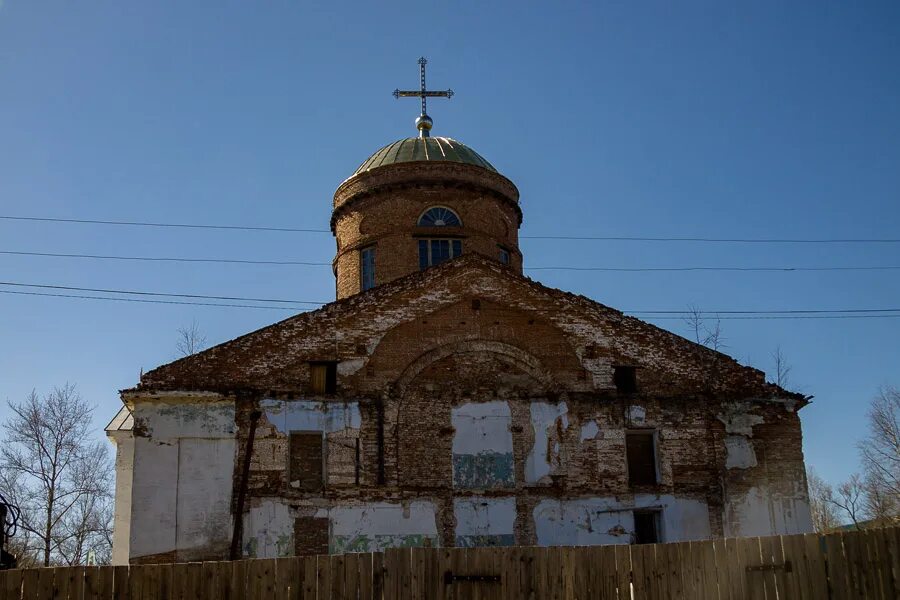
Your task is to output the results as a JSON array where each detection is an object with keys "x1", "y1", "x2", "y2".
[
  {"x1": 527, "y1": 265, "x2": 900, "y2": 273},
  {"x1": 0, "y1": 215, "x2": 330, "y2": 233},
  {"x1": 0, "y1": 290, "x2": 301, "y2": 311},
  {"x1": 0, "y1": 250, "x2": 331, "y2": 266},
  {"x1": 2, "y1": 215, "x2": 899, "y2": 244},
  {"x1": 1, "y1": 249, "x2": 898, "y2": 273},
  {"x1": 520, "y1": 235, "x2": 900, "y2": 243},
  {"x1": 0, "y1": 281, "x2": 327, "y2": 306},
  {"x1": 1, "y1": 280, "x2": 899, "y2": 319},
  {"x1": 2, "y1": 287, "x2": 898, "y2": 319}
]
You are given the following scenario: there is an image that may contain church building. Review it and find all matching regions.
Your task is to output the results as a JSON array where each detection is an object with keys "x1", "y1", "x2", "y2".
[{"x1": 106, "y1": 60, "x2": 813, "y2": 565}]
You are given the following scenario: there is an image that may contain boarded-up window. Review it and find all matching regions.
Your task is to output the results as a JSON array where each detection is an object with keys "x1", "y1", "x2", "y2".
[
  {"x1": 290, "y1": 432, "x2": 323, "y2": 491},
  {"x1": 633, "y1": 511, "x2": 660, "y2": 544},
  {"x1": 309, "y1": 362, "x2": 337, "y2": 395},
  {"x1": 626, "y1": 431, "x2": 657, "y2": 486},
  {"x1": 294, "y1": 516, "x2": 329, "y2": 556}
]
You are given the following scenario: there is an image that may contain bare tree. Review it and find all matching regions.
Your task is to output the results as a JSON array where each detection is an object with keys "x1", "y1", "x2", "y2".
[
  {"x1": 858, "y1": 385, "x2": 900, "y2": 524},
  {"x1": 0, "y1": 384, "x2": 113, "y2": 566},
  {"x1": 684, "y1": 304, "x2": 725, "y2": 350},
  {"x1": 772, "y1": 345, "x2": 792, "y2": 388},
  {"x1": 806, "y1": 467, "x2": 841, "y2": 532},
  {"x1": 176, "y1": 319, "x2": 207, "y2": 357},
  {"x1": 826, "y1": 473, "x2": 867, "y2": 530}
]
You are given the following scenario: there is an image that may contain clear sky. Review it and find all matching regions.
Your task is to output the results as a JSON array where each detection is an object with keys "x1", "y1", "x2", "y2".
[{"x1": 0, "y1": 1, "x2": 897, "y2": 489}]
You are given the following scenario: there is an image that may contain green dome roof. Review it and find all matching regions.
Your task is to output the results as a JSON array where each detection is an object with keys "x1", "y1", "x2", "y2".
[{"x1": 352, "y1": 137, "x2": 497, "y2": 176}]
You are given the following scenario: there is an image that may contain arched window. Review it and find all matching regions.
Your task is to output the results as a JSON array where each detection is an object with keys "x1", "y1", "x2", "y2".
[{"x1": 417, "y1": 206, "x2": 461, "y2": 227}]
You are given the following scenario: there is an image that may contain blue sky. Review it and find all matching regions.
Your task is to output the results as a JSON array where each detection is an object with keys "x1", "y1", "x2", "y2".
[{"x1": 0, "y1": 1, "x2": 897, "y2": 488}]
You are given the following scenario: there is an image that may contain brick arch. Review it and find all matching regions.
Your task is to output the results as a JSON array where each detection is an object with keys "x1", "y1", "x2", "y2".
[{"x1": 394, "y1": 339, "x2": 555, "y2": 395}]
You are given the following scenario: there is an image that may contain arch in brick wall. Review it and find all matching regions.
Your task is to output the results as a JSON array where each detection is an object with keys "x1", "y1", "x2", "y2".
[{"x1": 393, "y1": 339, "x2": 555, "y2": 396}]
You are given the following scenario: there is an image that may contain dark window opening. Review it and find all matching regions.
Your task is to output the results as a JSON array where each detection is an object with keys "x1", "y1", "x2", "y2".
[
  {"x1": 310, "y1": 362, "x2": 338, "y2": 395},
  {"x1": 289, "y1": 432, "x2": 324, "y2": 491},
  {"x1": 626, "y1": 431, "x2": 657, "y2": 486},
  {"x1": 633, "y1": 511, "x2": 660, "y2": 544},
  {"x1": 360, "y1": 246, "x2": 376, "y2": 291},
  {"x1": 614, "y1": 366, "x2": 638, "y2": 394},
  {"x1": 498, "y1": 248, "x2": 510, "y2": 265},
  {"x1": 418, "y1": 238, "x2": 462, "y2": 269}
]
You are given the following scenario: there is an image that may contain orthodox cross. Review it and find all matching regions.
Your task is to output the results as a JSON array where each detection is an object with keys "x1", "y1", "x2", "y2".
[{"x1": 393, "y1": 57, "x2": 453, "y2": 137}]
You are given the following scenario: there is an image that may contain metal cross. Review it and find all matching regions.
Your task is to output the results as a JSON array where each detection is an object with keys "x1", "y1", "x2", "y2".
[{"x1": 393, "y1": 57, "x2": 453, "y2": 137}]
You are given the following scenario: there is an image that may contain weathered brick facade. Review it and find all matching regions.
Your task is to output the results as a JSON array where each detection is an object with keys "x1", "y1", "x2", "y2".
[{"x1": 109, "y1": 137, "x2": 813, "y2": 564}]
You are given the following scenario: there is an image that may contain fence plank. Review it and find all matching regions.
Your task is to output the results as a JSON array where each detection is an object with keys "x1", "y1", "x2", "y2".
[
  {"x1": 4, "y1": 570, "x2": 22, "y2": 600},
  {"x1": 372, "y1": 552, "x2": 384, "y2": 600},
  {"x1": 20, "y1": 571, "x2": 38, "y2": 600},
  {"x1": 300, "y1": 557, "x2": 316, "y2": 600},
  {"x1": 98, "y1": 566, "x2": 115, "y2": 600},
  {"x1": 613, "y1": 544, "x2": 631, "y2": 600},
  {"x1": 872, "y1": 528, "x2": 897, "y2": 599},
  {"x1": 112, "y1": 566, "x2": 129, "y2": 600},
  {"x1": 881, "y1": 528, "x2": 900, "y2": 598},
  {"x1": 83, "y1": 567, "x2": 101, "y2": 600},
  {"x1": 329, "y1": 554, "x2": 345, "y2": 600},
  {"x1": 737, "y1": 537, "x2": 763, "y2": 600},
  {"x1": 802, "y1": 533, "x2": 828, "y2": 600},
  {"x1": 34, "y1": 568, "x2": 53, "y2": 600},
  {"x1": 824, "y1": 532, "x2": 850, "y2": 600},
  {"x1": 231, "y1": 561, "x2": 248, "y2": 600},
  {"x1": 358, "y1": 553, "x2": 374, "y2": 600}
]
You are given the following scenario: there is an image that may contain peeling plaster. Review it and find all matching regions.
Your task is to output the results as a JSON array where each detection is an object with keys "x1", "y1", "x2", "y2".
[
  {"x1": 328, "y1": 501, "x2": 440, "y2": 554},
  {"x1": 133, "y1": 401, "x2": 235, "y2": 439},
  {"x1": 525, "y1": 401, "x2": 569, "y2": 483},
  {"x1": 580, "y1": 421, "x2": 600, "y2": 442},
  {"x1": 262, "y1": 399, "x2": 361, "y2": 433},
  {"x1": 627, "y1": 405, "x2": 646, "y2": 426},
  {"x1": 724, "y1": 436, "x2": 757, "y2": 469},
  {"x1": 724, "y1": 486, "x2": 813, "y2": 537},
  {"x1": 717, "y1": 403, "x2": 765, "y2": 435},
  {"x1": 243, "y1": 499, "x2": 295, "y2": 558},
  {"x1": 534, "y1": 495, "x2": 711, "y2": 546},
  {"x1": 454, "y1": 497, "x2": 516, "y2": 547},
  {"x1": 451, "y1": 401, "x2": 514, "y2": 489}
]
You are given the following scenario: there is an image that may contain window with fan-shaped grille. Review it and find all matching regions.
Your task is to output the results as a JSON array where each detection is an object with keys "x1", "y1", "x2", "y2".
[{"x1": 417, "y1": 207, "x2": 461, "y2": 227}]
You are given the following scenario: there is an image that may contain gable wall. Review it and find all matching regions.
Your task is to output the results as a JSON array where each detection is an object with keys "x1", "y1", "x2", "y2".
[{"x1": 125, "y1": 260, "x2": 811, "y2": 562}]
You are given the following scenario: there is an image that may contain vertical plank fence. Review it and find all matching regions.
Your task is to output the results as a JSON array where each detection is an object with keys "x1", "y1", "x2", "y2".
[{"x1": 1, "y1": 526, "x2": 898, "y2": 599}]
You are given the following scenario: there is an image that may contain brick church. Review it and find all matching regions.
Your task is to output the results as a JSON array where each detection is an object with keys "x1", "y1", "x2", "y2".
[{"x1": 106, "y1": 64, "x2": 813, "y2": 564}]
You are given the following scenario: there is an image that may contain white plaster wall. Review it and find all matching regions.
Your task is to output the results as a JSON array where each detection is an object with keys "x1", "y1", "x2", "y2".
[
  {"x1": 175, "y1": 439, "x2": 236, "y2": 561},
  {"x1": 454, "y1": 497, "x2": 516, "y2": 539},
  {"x1": 261, "y1": 399, "x2": 361, "y2": 433},
  {"x1": 134, "y1": 401, "x2": 235, "y2": 439},
  {"x1": 110, "y1": 434, "x2": 134, "y2": 565},
  {"x1": 327, "y1": 501, "x2": 439, "y2": 540},
  {"x1": 724, "y1": 486, "x2": 814, "y2": 537},
  {"x1": 533, "y1": 495, "x2": 711, "y2": 546},
  {"x1": 525, "y1": 401, "x2": 569, "y2": 483},
  {"x1": 130, "y1": 438, "x2": 178, "y2": 559},
  {"x1": 451, "y1": 401, "x2": 513, "y2": 454},
  {"x1": 724, "y1": 436, "x2": 757, "y2": 469},
  {"x1": 243, "y1": 499, "x2": 295, "y2": 559},
  {"x1": 128, "y1": 399, "x2": 237, "y2": 562}
]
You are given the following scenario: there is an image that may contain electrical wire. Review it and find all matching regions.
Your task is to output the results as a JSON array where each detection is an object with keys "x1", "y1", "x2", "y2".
[
  {"x1": 0, "y1": 250, "x2": 331, "y2": 266},
  {"x1": 2, "y1": 215, "x2": 899, "y2": 244},
  {"x1": 2, "y1": 280, "x2": 899, "y2": 319},
  {"x1": 1, "y1": 249, "x2": 898, "y2": 273}
]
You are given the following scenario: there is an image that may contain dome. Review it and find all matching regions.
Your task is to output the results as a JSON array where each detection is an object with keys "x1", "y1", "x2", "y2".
[{"x1": 352, "y1": 137, "x2": 497, "y2": 176}]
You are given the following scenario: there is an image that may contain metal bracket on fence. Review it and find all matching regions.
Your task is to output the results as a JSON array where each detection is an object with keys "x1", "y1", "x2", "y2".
[
  {"x1": 443, "y1": 571, "x2": 502, "y2": 585},
  {"x1": 746, "y1": 561, "x2": 792, "y2": 573}
]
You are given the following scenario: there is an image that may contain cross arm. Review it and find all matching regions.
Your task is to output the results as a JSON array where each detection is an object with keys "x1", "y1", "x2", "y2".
[{"x1": 393, "y1": 89, "x2": 454, "y2": 99}]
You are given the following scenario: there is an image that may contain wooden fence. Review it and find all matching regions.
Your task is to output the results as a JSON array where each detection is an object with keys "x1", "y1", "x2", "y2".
[{"x1": 1, "y1": 527, "x2": 898, "y2": 599}]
